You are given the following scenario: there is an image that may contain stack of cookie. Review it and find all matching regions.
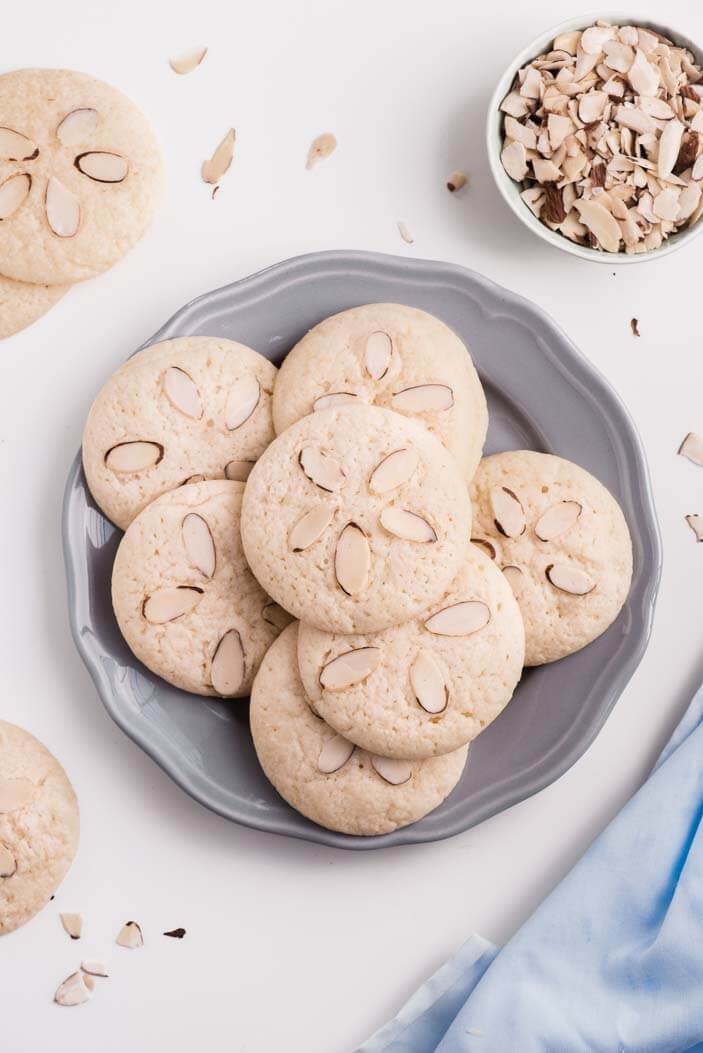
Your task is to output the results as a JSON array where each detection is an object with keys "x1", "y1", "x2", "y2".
[
  {"x1": 0, "y1": 69, "x2": 162, "y2": 339},
  {"x1": 82, "y1": 304, "x2": 633, "y2": 837}
]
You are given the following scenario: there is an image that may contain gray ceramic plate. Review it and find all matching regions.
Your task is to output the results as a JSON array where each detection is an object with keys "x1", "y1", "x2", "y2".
[{"x1": 63, "y1": 250, "x2": 662, "y2": 850}]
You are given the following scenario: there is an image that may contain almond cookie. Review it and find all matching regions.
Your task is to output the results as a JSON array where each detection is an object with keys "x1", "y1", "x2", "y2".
[
  {"x1": 112, "y1": 481, "x2": 290, "y2": 697},
  {"x1": 83, "y1": 337, "x2": 277, "y2": 529},
  {"x1": 470, "y1": 451, "x2": 633, "y2": 666},
  {"x1": 240, "y1": 404, "x2": 472, "y2": 634},
  {"x1": 250, "y1": 624, "x2": 469, "y2": 836},
  {"x1": 297, "y1": 544, "x2": 525, "y2": 759},
  {"x1": 0, "y1": 721, "x2": 79, "y2": 935},
  {"x1": 0, "y1": 68, "x2": 162, "y2": 284},
  {"x1": 272, "y1": 303, "x2": 488, "y2": 482},
  {"x1": 0, "y1": 274, "x2": 67, "y2": 339}
]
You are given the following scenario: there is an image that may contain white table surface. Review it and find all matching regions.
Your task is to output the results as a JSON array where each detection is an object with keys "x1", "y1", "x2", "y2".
[{"x1": 2, "y1": 1, "x2": 702, "y2": 1049}]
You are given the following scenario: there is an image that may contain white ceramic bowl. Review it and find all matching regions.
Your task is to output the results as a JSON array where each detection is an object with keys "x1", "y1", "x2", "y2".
[{"x1": 486, "y1": 14, "x2": 703, "y2": 264}]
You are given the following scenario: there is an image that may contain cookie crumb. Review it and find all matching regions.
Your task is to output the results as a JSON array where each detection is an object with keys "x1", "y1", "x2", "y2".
[{"x1": 163, "y1": 927, "x2": 186, "y2": 939}]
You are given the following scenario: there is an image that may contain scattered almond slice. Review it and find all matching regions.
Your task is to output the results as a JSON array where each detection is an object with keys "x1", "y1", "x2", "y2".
[
  {"x1": 447, "y1": 170, "x2": 467, "y2": 192},
  {"x1": 182, "y1": 513, "x2": 216, "y2": 578},
  {"x1": 534, "y1": 500, "x2": 582, "y2": 541},
  {"x1": 306, "y1": 132, "x2": 337, "y2": 169},
  {"x1": 502, "y1": 564, "x2": 525, "y2": 593},
  {"x1": 369, "y1": 448, "x2": 419, "y2": 494},
  {"x1": 546, "y1": 563, "x2": 596, "y2": 595},
  {"x1": 163, "y1": 366, "x2": 203, "y2": 419},
  {"x1": 397, "y1": 220, "x2": 414, "y2": 244},
  {"x1": 55, "y1": 971, "x2": 95, "y2": 1006},
  {"x1": 202, "y1": 128, "x2": 235, "y2": 185},
  {"x1": 318, "y1": 735, "x2": 355, "y2": 774},
  {"x1": 298, "y1": 447, "x2": 345, "y2": 492},
  {"x1": 391, "y1": 383, "x2": 453, "y2": 412},
  {"x1": 45, "y1": 177, "x2": 80, "y2": 237},
  {"x1": 262, "y1": 602, "x2": 292, "y2": 631},
  {"x1": 370, "y1": 756, "x2": 412, "y2": 786},
  {"x1": 685, "y1": 514, "x2": 703, "y2": 542},
  {"x1": 143, "y1": 586, "x2": 203, "y2": 624},
  {"x1": 410, "y1": 650, "x2": 447, "y2": 714},
  {"x1": 490, "y1": 486, "x2": 526, "y2": 538},
  {"x1": 365, "y1": 331, "x2": 392, "y2": 379},
  {"x1": 105, "y1": 440, "x2": 163, "y2": 473},
  {"x1": 56, "y1": 109, "x2": 99, "y2": 146},
  {"x1": 334, "y1": 523, "x2": 370, "y2": 596},
  {"x1": 472, "y1": 538, "x2": 497, "y2": 560},
  {"x1": 0, "y1": 843, "x2": 16, "y2": 878},
  {"x1": 289, "y1": 504, "x2": 334, "y2": 551},
  {"x1": 225, "y1": 375, "x2": 260, "y2": 430},
  {"x1": 60, "y1": 912, "x2": 83, "y2": 940},
  {"x1": 425, "y1": 600, "x2": 490, "y2": 636},
  {"x1": 379, "y1": 507, "x2": 436, "y2": 542},
  {"x1": 320, "y1": 647, "x2": 381, "y2": 690},
  {"x1": 0, "y1": 126, "x2": 38, "y2": 160},
  {"x1": 0, "y1": 173, "x2": 31, "y2": 221},
  {"x1": 224, "y1": 459, "x2": 254, "y2": 481},
  {"x1": 631, "y1": 317, "x2": 640, "y2": 337},
  {"x1": 211, "y1": 629, "x2": 245, "y2": 696},
  {"x1": 0, "y1": 777, "x2": 35, "y2": 813},
  {"x1": 169, "y1": 47, "x2": 208, "y2": 75},
  {"x1": 313, "y1": 391, "x2": 358, "y2": 411},
  {"x1": 76, "y1": 152, "x2": 129, "y2": 183},
  {"x1": 116, "y1": 921, "x2": 143, "y2": 949},
  {"x1": 81, "y1": 960, "x2": 109, "y2": 977},
  {"x1": 678, "y1": 432, "x2": 703, "y2": 466}
]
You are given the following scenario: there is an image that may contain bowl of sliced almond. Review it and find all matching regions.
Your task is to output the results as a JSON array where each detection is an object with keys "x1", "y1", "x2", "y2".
[{"x1": 487, "y1": 15, "x2": 703, "y2": 261}]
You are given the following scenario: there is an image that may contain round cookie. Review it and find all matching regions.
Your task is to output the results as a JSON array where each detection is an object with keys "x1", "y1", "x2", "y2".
[
  {"x1": 0, "y1": 721, "x2": 79, "y2": 935},
  {"x1": 0, "y1": 68, "x2": 162, "y2": 285},
  {"x1": 83, "y1": 337, "x2": 277, "y2": 529},
  {"x1": 273, "y1": 303, "x2": 488, "y2": 482},
  {"x1": 250, "y1": 624, "x2": 469, "y2": 836},
  {"x1": 470, "y1": 451, "x2": 633, "y2": 666},
  {"x1": 240, "y1": 404, "x2": 472, "y2": 634},
  {"x1": 0, "y1": 274, "x2": 67, "y2": 339},
  {"x1": 112, "y1": 480, "x2": 290, "y2": 697},
  {"x1": 297, "y1": 544, "x2": 525, "y2": 759}
]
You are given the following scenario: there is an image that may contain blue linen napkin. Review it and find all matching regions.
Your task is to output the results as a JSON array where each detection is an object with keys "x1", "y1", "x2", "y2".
[{"x1": 360, "y1": 686, "x2": 703, "y2": 1053}]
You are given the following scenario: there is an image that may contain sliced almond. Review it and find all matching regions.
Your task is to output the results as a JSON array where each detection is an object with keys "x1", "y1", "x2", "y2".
[
  {"x1": 370, "y1": 756, "x2": 412, "y2": 786},
  {"x1": 76, "y1": 152, "x2": 129, "y2": 183},
  {"x1": 224, "y1": 459, "x2": 254, "y2": 481},
  {"x1": 289, "y1": 504, "x2": 334, "y2": 550},
  {"x1": 502, "y1": 564, "x2": 525, "y2": 593},
  {"x1": 365, "y1": 331, "x2": 392, "y2": 380},
  {"x1": 142, "y1": 586, "x2": 203, "y2": 623},
  {"x1": 534, "y1": 500, "x2": 582, "y2": 541},
  {"x1": 169, "y1": 47, "x2": 208, "y2": 75},
  {"x1": 298, "y1": 447, "x2": 345, "y2": 492},
  {"x1": 262, "y1": 602, "x2": 292, "y2": 630},
  {"x1": 578, "y1": 91, "x2": 607, "y2": 124},
  {"x1": 369, "y1": 448, "x2": 419, "y2": 494},
  {"x1": 0, "y1": 126, "x2": 38, "y2": 160},
  {"x1": 45, "y1": 177, "x2": 80, "y2": 237},
  {"x1": 379, "y1": 507, "x2": 436, "y2": 543},
  {"x1": 678, "y1": 432, "x2": 703, "y2": 466},
  {"x1": 0, "y1": 777, "x2": 34, "y2": 813},
  {"x1": 447, "y1": 169, "x2": 467, "y2": 192},
  {"x1": 614, "y1": 105, "x2": 655, "y2": 135},
  {"x1": 391, "y1": 383, "x2": 453, "y2": 413},
  {"x1": 653, "y1": 188, "x2": 680, "y2": 221},
  {"x1": 410, "y1": 650, "x2": 447, "y2": 714},
  {"x1": 211, "y1": 629, "x2": 245, "y2": 696},
  {"x1": 105, "y1": 440, "x2": 163, "y2": 473},
  {"x1": 685, "y1": 514, "x2": 703, "y2": 542},
  {"x1": 604, "y1": 40, "x2": 635, "y2": 74},
  {"x1": 500, "y1": 91, "x2": 531, "y2": 119},
  {"x1": 320, "y1": 647, "x2": 381, "y2": 690},
  {"x1": 317, "y1": 734, "x2": 355, "y2": 774},
  {"x1": 60, "y1": 912, "x2": 83, "y2": 940},
  {"x1": 573, "y1": 198, "x2": 621, "y2": 251},
  {"x1": 0, "y1": 844, "x2": 16, "y2": 878},
  {"x1": 306, "y1": 132, "x2": 337, "y2": 169},
  {"x1": 501, "y1": 140, "x2": 528, "y2": 181},
  {"x1": 546, "y1": 563, "x2": 595, "y2": 595},
  {"x1": 554, "y1": 31, "x2": 580, "y2": 55},
  {"x1": 334, "y1": 523, "x2": 370, "y2": 595},
  {"x1": 425, "y1": 600, "x2": 490, "y2": 636},
  {"x1": 116, "y1": 921, "x2": 143, "y2": 949},
  {"x1": 0, "y1": 173, "x2": 31, "y2": 220},
  {"x1": 182, "y1": 513, "x2": 216, "y2": 578},
  {"x1": 202, "y1": 128, "x2": 235, "y2": 184},
  {"x1": 519, "y1": 66, "x2": 542, "y2": 99},
  {"x1": 225, "y1": 375, "x2": 260, "y2": 430},
  {"x1": 55, "y1": 971, "x2": 95, "y2": 1006},
  {"x1": 56, "y1": 108, "x2": 99, "y2": 146},
  {"x1": 313, "y1": 391, "x2": 358, "y2": 411},
  {"x1": 490, "y1": 486, "x2": 526, "y2": 538},
  {"x1": 80, "y1": 960, "x2": 109, "y2": 978},
  {"x1": 163, "y1": 366, "x2": 202, "y2": 419},
  {"x1": 472, "y1": 537, "x2": 497, "y2": 560},
  {"x1": 658, "y1": 119, "x2": 685, "y2": 181},
  {"x1": 580, "y1": 24, "x2": 614, "y2": 54},
  {"x1": 628, "y1": 48, "x2": 660, "y2": 97}
]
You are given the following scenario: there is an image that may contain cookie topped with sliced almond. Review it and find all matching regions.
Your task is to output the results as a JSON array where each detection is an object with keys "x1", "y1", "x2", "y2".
[
  {"x1": 250, "y1": 623, "x2": 469, "y2": 836},
  {"x1": 297, "y1": 543, "x2": 525, "y2": 760},
  {"x1": 83, "y1": 337, "x2": 277, "y2": 529},
  {"x1": 111, "y1": 480, "x2": 290, "y2": 698},
  {"x1": 470, "y1": 450, "x2": 633, "y2": 665},
  {"x1": 272, "y1": 303, "x2": 488, "y2": 483},
  {"x1": 240, "y1": 404, "x2": 472, "y2": 634},
  {"x1": 0, "y1": 68, "x2": 162, "y2": 284}
]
